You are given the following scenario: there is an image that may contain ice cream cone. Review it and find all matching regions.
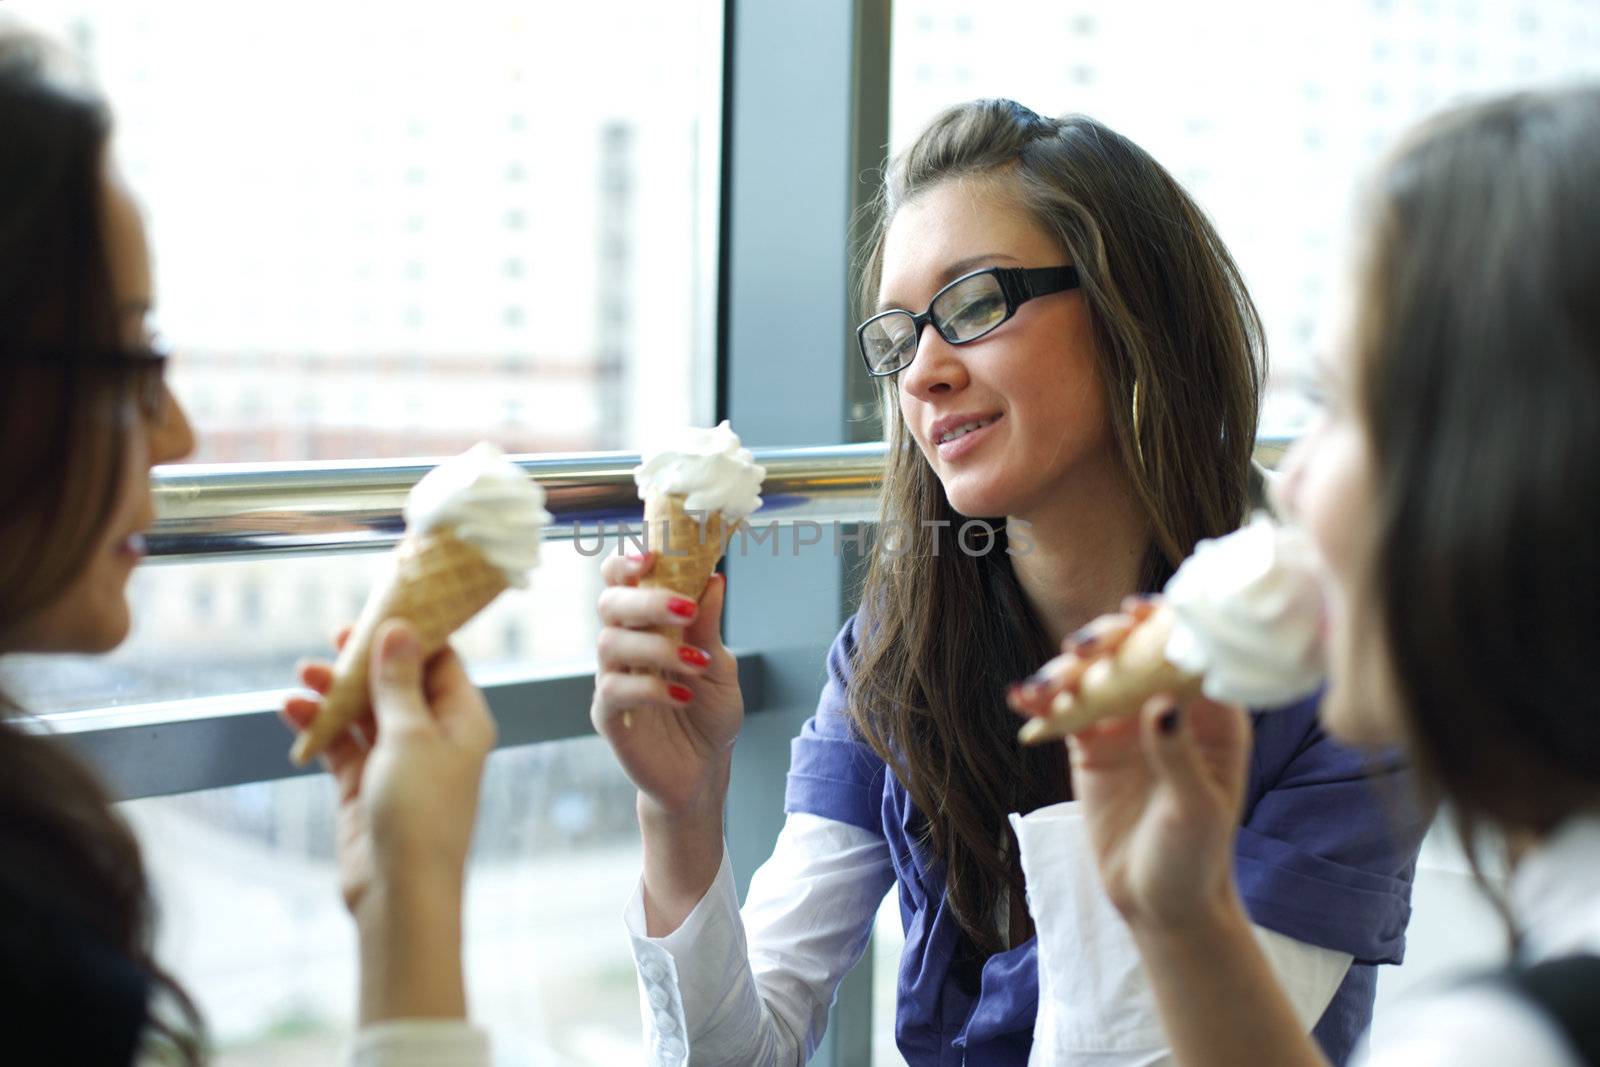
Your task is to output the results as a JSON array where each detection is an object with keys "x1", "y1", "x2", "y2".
[
  {"x1": 291, "y1": 525, "x2": 509, "y2": 765},
  {"x1": 640, "y1": 491, "x2": 729, "y2": 645},
  {"x1": 1018, "y1": 603, "x2": 1203, "y2": 744}
]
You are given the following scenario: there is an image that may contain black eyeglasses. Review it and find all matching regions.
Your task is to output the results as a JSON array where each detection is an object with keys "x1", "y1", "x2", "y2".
[
  {"x1": 857, "y1": 265, "x2": 1080, "y2": 377},
  {"x1": 16, "y1": 339, "x2": 171, "y2": 424},
  {"x1": 120, "y1": 340, "x2": 171, "y2": 425}
]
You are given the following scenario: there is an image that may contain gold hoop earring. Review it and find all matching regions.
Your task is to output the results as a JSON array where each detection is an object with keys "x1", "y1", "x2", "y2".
[{"x1": 1130, "y1": 379, "x2": 1145, "y2": 468}]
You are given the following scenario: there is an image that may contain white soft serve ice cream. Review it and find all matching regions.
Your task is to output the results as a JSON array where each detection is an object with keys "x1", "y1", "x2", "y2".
[
  {"x1": 632, "y1": 420, "x2": 766, "y2": 522},
  {"x1": 403, "y1": 442, "x2": 552, "y2": 587},
  {"x1": 1163, "y1": 512, "x2": 1327, "y2": 707}
]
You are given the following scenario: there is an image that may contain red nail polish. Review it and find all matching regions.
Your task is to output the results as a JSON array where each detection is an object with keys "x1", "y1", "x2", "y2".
[
  {"x1": 668, "y1": 597, "x2": 697, "y2": 618},
  {"x1": 667, "y1": 683, "x2": 693, "y2": 703},
  {"x1": 678, "y1": 645, "x2": 712, "y2": 668}
]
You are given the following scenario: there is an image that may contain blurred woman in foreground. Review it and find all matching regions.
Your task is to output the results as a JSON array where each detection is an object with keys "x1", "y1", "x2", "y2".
[
  {"x1": 1054, "y1": 86, "x2": 1600, "y2": 1066},
  {"x1": 0, "y1": 20, "x2": 495, "y2": 1064}
]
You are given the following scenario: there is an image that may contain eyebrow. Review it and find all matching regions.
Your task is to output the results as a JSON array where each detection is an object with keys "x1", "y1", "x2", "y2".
[{"x1": 876, "y1": 253, "x2": 1021, "y2": 314}]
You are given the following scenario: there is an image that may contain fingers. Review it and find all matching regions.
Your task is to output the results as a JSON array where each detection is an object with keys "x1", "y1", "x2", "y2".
[
  {"x1": 1062, "y1": 611, "x2": 1138, "y2": 658},
  {"x1": 296, "y1": 625, "x2": 355, "y2": 695},
  {"x1": 597, "y1": 582, "x2": 700, "y2": 630},
  {"x1": 681, "y1": 574, "x2": 727, "y2": 655},
  {"x1": 1120, "y1": 594, "x2": 1159, "y2": 623},
  {"x1": 1010, "y1": 643, "x2": 1096, "y2": 714},
  {"x1": 597, "y1": 626, "x2": 714, "y2": 676},
  {"x1": 1181, "y1": 696, "x2": 1254, "y2": 790},
  {"x1": 283, "y1": 695, "x2": 318, "y2": 731},
  {"x1": 420, "y1": 643, "x2": 473, "y2": 703},
  {"x1": 1064, "y1": 712, "x2": 1142, "y2": 770},
  {"x1": 599, "y1": 550, "x2": 655, "y2": 588},
  {"x1": 592, "y1": 669, "x2": 692, "y2": 728},
  {"x1": 368, "y1": 620, "x2": 432, "y2": 735},
  {"x1": 297, "y1": 660, "x2": 334, "y2": 695},
  {"x1": 419, "y1": 644, "x2": 498, "y2": 751},
  {"x1": 278, "y1": 697, "x2": 373, "y2": 797},
  {"x1": 1136, "y1": 695, "x2": 1218, "y2": 805}
]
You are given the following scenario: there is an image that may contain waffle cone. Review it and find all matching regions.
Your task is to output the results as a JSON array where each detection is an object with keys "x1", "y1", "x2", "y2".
[
  {"x1": 1018, "y1": 603, "x2": 1203, "y2": 744},
  {"x1": 291, "y1": 526, "x2": 509, "y2": 765},
  {"x1": 640, "y1": 492, "x2": 728, "y2": 644}
]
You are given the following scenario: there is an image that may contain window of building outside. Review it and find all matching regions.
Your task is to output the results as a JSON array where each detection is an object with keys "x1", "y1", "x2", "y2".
[
  {"x1": 1, "y1": 2, "x2": 721, "y2": 1062},
  {"x1": 876, "y1": 1, "x2": 1600, "y2": 1063}
]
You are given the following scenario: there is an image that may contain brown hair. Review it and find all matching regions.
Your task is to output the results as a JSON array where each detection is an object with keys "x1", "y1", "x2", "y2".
[
  {"x1": 848, "y1": 100, "x2": 1264, "y2": 958},
  {"x1": 0, "y1": 22, "x2": 205, "y2": 1063},
  {"x1": 1355, "y1": 87, "x2": 1600, "y2": 848}
]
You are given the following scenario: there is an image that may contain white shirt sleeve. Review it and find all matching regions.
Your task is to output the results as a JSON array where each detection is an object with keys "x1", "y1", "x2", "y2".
[
  {"x1": 345, "y1": 1020, "x2": 492, "y2": 1067},
  {"x1": 1013, "y1": 802, "x2": 1353, "y2": 1067},
  {"x1": 1354, "y1": 985, "x2": 1581, "y2": 1067},
  {"x1": 624, "y1": 812, "x2": 895, "y2": 1067}
]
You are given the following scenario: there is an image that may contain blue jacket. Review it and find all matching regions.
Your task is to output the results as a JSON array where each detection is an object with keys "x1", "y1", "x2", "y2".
[{"x1": 785, "y1": 615, "x2": 1426, "y2": 1066}]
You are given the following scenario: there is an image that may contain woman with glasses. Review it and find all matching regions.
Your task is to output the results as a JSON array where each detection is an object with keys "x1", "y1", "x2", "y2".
[
  {"x1": 592, "y1": 98, "x2": 1425, "y2": 1066},
  {"x1": 1044, "y1": 87, "x2": 1600, "y2": 1067},
  {"x1": 0, "y1": 22, "x2": 493, "y2": 1064}
]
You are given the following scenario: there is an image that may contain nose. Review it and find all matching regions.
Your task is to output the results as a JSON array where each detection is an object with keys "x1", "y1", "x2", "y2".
[
  {"x1": 897, "y1": 323, "x2": 969, "y2": 402},
  {"x1": 149, "y1": 383, "x2": 197, "y2": 465}
]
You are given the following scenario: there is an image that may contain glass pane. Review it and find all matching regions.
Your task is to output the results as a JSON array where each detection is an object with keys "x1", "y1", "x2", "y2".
[
  {"x1": 9, "y1": 0, "x2": 719, "y2": 459},
  {"x1": 3, "y1": 540, "x2": 604, "y2": 713},
  {"x1": 888, "y1": 0, "x2": 1600, "y2": 437},
  {"x1": 124, "y1": 736, "x2": 643, "y2": 1064}
]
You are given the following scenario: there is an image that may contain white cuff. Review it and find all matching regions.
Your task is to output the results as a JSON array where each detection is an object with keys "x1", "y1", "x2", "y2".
[
  {"x1": 624, "y1": 846, "x2": 745, "y2": 1066},
  {"x1": 347, "y1": 1019, "x2": 491, "y2": 1067}
]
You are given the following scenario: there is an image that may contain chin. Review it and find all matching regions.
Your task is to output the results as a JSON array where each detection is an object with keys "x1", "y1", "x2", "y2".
[
  {"x1": 57, "y1": 599, "x2": 133, "y2": 655},
  {"x1": 83, "y1": 618, "x2": 132, "y2": 653},
  {"x1": 938, "y1": 473, "x2": 1019, "y2": 520},
  {"x1": 4, "y1": 578, "x2": 134, "y2": 654}
]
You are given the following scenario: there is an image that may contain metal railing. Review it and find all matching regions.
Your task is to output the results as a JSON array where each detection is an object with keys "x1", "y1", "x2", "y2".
[
  {"x1": 42, "y1": 437, "x2": 1294, "y2": 799},
  {"x1": 148, "y1": 442, "x2": 892, "y2": 562},
  {"x1": 147, "y1": 437, "x2": 1293, "y2": 561}
]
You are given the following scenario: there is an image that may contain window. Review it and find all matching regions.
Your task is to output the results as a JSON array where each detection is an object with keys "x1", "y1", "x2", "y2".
[
  {"x1": 889, "y1": 0, "x2": 1600, "y2": 439},
  {"x1": 5, "y1": 2, "x2": 724, "y2": 1061},
  {"x1": 16, "y1": 0, "x2": 719, "y2": 462},
  {"x1": 128, "y1": 738, "x2": 645, "y2": 1064}
]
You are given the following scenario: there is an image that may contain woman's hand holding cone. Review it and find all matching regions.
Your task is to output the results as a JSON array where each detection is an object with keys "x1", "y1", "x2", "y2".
[
  {"x1": 283, "y1": 623, "x2": 495, "y2": 921},
  {"x1": 591, "y1": 551, "x2": 743, "y2": 818},
  {"x1": 1009, "y1": 597, "x2": 1251, "y2": 927}
]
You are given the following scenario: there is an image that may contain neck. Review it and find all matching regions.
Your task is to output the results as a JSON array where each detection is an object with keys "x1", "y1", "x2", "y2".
[{"x1": 1008, "y1": 458, "x2": 1151, "y2": 648}]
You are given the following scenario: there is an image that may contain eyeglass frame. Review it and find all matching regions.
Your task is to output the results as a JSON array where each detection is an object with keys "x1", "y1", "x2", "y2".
[
  {"x1": 856, "y1": 264, "x2": 1080, "y2": 377},
  {"x1": 120, "y1": 340, "x2": 171, "y2": 424},
  {"x1": 14, "y1": 339, "x2": 171, "y2": 424}
]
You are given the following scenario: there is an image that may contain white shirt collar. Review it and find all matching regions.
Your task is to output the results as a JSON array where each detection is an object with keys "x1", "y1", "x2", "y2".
[{"x1": 1510, "y1": 812, "x2": 1600, "y2": 961}]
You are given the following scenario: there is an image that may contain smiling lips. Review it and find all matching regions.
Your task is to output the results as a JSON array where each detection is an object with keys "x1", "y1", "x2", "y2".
[{"x1": 929, "y1": 411, "x2": 1003, "y2": 458}]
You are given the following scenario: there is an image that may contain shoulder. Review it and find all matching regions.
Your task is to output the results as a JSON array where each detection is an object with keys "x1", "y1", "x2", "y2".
[
  {"x1": 824, "y1": 612, "x2": 860, "y2": 686},
  {"x1": 785, "y1": 614, "x2": 888, "y2": 833},
  {"x1": 803, "y1": 614, "x2": 863, "y2": 741},
  {"x1": 1357, "y1": 983, "x2": 1581, "y2": 1067}
]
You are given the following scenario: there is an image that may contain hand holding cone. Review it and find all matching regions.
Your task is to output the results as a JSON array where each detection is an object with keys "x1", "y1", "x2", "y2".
[
  {"x1": 290, "y1": 443, "x2": 550, "y2": 765},
  {"x1": 1015, "y1": 515, "x2": 1327, "y2": 744},
  {"x1": 625, "y1": 422, "x2": 764, "y2": 728},
  {"x1": 1018, "y1": 603, "x2": 1202, "y2": 744},
  {"x1": 291, "y1": 526, "x2": 510, "y2": 764}
]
